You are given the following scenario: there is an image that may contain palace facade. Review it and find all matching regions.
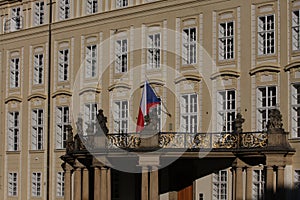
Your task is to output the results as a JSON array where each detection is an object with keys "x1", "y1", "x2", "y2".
[{"x1": 0, "y1": 0, "x2": 300, "y2": 199}]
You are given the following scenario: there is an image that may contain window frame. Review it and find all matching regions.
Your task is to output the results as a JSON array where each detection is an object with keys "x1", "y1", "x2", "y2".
[
  {"x1": 11, "y1": 7, "x2": 22, "y2": 31},
  {"x1": 58, "y1": 0, "x2": 71, "y2": 20},
  {"x1": 180, "y1": 93, "x2": 198, "y2": 133},
  {"x1": 58, "y1": 48, "x2": 69, "y2": 82},
  {"x1": 33, "y1": 1, "x2": 45, "y2": 26},
  {"x1": 57, "y1": 172, "x2": 65, "y2": 197},
  {"x1": 217, "y1": 90, "x2": 236, "y2": 132},
  {"x1": 8, "y1": 172, "x2": 18, "y2": 197},
  {"x1": 115, "y1": 38, "x2": 128, "y2": 73},
  {"x1": 291, "y1": 83, "x2": 300, "y2": 138},
  {"x1": 252, "y1": 169, "x2": 265, "y2": 200},
  {"x1": 218, "y1": 21, "x2": 235, "y2": 61},
  {"x1": 86, "y1": 0, "x2": 98, "y2": 14},
  {"x1": 31, "y1": 109, "x2": 44, "y2": 150},
  {"x1": 33, "y1": 53, "x2": 44, "y2": 85},
  {"x1": 10, "y1": 57, "x2": 20, "y2": 88},
  {"x1": 32, "y1": 172, "x2": 42, "y2": 197},
  {"x1": 85, "y1": 44, "x2": 97, "y2": 78},
  {"x1": 182, "y1": 27, "x2": 197, "y2": 65},
  {"x1": 7, "y1": 111, "x2": 20, "y2": 151},
  {"x1": 147, "y1": 32, "x2": 161, "y2": 70},
  {"x1": 212, "y1": 170, "x2": 228, "y2": 200},
  {"x1": 256, "y1": 86, "x2": 277, "y2": 131},
  {"x1": 113, "y1": 100, "x2": 129, "y2": 133},
  {"x1": 116, "y1": 0, "x2": 128, "y2": 8},
  {"x1": 257, "y1": 14, "x2": 275, "y2": 56},
  {"x1": 56, "y1": 106, "x2": 70, "y2": 149},
  {"x1": 83, "y1": 103, "x2": 98, "y2": 135}
]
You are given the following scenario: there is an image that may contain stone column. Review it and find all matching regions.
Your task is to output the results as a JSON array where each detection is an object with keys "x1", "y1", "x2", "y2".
[
  {"x1": 82, "y1": 168, "x2": 89, "y2": 200},
  {"x1": 235, "y1": 167, "x2": 244, "y2": 200},
  {"x1": 107, "y1": 168, "x2": 111, "y2": 200},
  {"x1": 150, "y1": 166, "x2": 159, "y2": 200},
  {"x1": 245, "y1": 167, "x2": 252, "y2": 200},
  {"x1": 64, "y1": 164, "x2": 72, "y2": 200},
  {"x1": 141, "y1": 166, "x2": 149, "y2": 200},
  {"x1": 101, "y1": 167, "x2": 108, "y2": 200},
  {"x1": 74, "y1": 167, "x2": 82, "y2": 200},
  {"x1": 277, "y1": 166, "x2": 285, "y2": 200},
  {"x1": 94, "y1": 167, "x2": 101, "y2": 200},
  {"x1": 231, "y1": 167, "x2": 236, "y2": 200},
  {"x1": 265, "y1": 166, "x2": 274, "y2": 199}
]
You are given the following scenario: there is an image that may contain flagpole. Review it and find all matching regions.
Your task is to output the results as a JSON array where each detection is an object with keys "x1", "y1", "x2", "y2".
[{"x1": 144, "y1": 75, "x2": 172, "y2": 117}]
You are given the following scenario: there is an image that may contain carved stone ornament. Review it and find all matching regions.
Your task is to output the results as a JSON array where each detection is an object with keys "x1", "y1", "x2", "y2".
[
  {"x1": 234, "y1": 112, "x2": 245, "y2": 134},
  {"x1": 267, "y1": 109, "x2": 283, "y2": 130},
  {"x1": 96, "y1": 109, "x2": 109, "y2": 135},
  {"x1": 66, "y1": 125, "x2": 74, "y2": 153}
]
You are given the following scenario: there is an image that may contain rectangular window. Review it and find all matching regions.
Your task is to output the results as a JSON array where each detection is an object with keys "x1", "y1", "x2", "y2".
[
  {"x1": 11, "y1": 7, "x2": 22, "y2": 31},
  {"x1": 84, "y1": 103, "x2": 98, "y2": 135},
  {"x1": 8, "y1": 111, "x2": 20, "y2": 151},
  {"x1": 33, "y1": 53, "x2": 44, "y2": 85},
  {"x1": 295, "y1": 170, "x2": 300, "y2": 190},
  {"x1": 217, "y1": 90, "x2": 236, "y2": 132},
  {"x1": 32, "y1": 172, "x2": 41, "y2": 197},
  {"x1": 58, "y1": 49, "x2": 69, "y2": 82},
  {"x1": 182, "y1": 27, "x2": 197, "y2": 65},
  {"x1": 32, "y1": 109, "x2": 44, "y2": 150},
  {"x1": 10, "y1": 57, "x2": 20, "y2": 88},
  {"x1": 56, "y1": 106, "x2": 69, "y2": 149},
  {"x1": 147, "y1": 33, "x2": 160, "y2": 69},
  {"x1": 86, "y1": 45, "x2": 97, "y2": 78},
  {"x1": 258, "y1": 15, "x2": 275, "y2": 55},
  {"x1": 33, "y1": 1, "x2": 45, "y2": 26},
  {"x1": 86, "y1": 0, "x2": 98, "y2": 14},
  {"x1": 199, "y1": 193, "x2": 204, "y2": 200},
  {"x1": 212, "y1": 170, "x2": 227, "y2": 200},
  {"x1": 292, "y1": 10, "x2": 300, "y2": 51},
  {"x1": 59, "y1": 0, "x2": 71, "y2": 20},
  {"x1": 57, "y1": 172, "x2": 65, "y2": 197},
  {"x1": 116, "y1": 0, "x2": 128, "y2": 8},
  {"x1": 252, "y1": 169, "x2": 265, "y2": 200},
  {"x1": 219, "y1": 21, "x2": 234, "y2": 60},
  {"x1": 257, "y1": 86, "x2": 277, "y2": 130},
  {"x1": 115, "y1": 39, "x2": 128, "y2": 73},
  {"x1": 291, "y1": 84, "x2": 300, "y2": 138},
  {"x1": 181, "y1": 94, "x2": 198, "y2": 133},
  {"x1": 8, "y1": 172, "x2": 17, "y2": 197},
  {"x1": 113, "y1": 100, "x2": 128, "y2": 133}
]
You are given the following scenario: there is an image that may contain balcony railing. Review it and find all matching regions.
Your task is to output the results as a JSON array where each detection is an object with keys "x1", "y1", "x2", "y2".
[
  {"x1": 67, "y1": 131, "x2": 268, "y2": 153},
  {"x1": 4, "y1": 16, "x2": 23, "y2": 33}
]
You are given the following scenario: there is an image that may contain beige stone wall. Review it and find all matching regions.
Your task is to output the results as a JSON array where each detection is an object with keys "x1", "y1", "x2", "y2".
[{"x1": 0, "y1": 0, "x2": 300, "y2": 199}]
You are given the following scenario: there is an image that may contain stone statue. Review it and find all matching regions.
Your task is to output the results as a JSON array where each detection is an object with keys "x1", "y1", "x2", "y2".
[
  {"x1": 66, "y1": 125, "x2": 74, "y2": 153},
  {"x1": 267, "y1": 109, "x2": 283, "y2": 130},
  {"x1": 234, "y1": 112, "x2": 245, "y2": 134},
  {"x1": 96, "y1": 109, "x2": 109, "y2": 135},
  {"x1": 76, "y1": 116, "x2": 84, "y2": 135}
]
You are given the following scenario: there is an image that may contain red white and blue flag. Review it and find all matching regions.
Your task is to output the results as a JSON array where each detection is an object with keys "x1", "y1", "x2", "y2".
[{"x1": 136, "y1": 81, "x2": 161, "y2": 132}]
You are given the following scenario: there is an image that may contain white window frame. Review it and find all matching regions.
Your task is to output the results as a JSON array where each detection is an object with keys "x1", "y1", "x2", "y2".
[
  {"x1": 32, "y1": 109, "x2": 44, "y2": 150},
  {"x1": 86, "y1": 0, "x2": 98, "y2": 14},
  {"x1": 291, "y1": 83, "x2": 300, "y2": 138},
  {"x1": 252, "y1": 169, "x2": 265, "y2": 200},
  {"x1": 258, "y1": 14, "x2": 275, "y2": 55},
  {"x1": 85, "y1": 44, "x2": 97, "y2": 78},
  {"x1": 113, "y1": 100, "x2": 128, "y2": 133},
  {"x1": 58, "y1": 48, "x2": 69, "y2": 82},
  {"x1": 10, "y1": 57, "x2": 20, "y2": 88},
  {"x1": 182, "y1": 27, "x2": 197, "y2": 65},
  {"x1": 212, "y1": 170, "x2": 228, "y2": 200},
  {"x1": 32, "y1": 172, "x2": 41, "y2": 197},
  {"x1": 58, "y1": 0, "x2": 71, "y2": 20},
  {"x1": 8, "y1": 172, "x2": 18, "y2": 197},
  {"x1": 33, "y1": 53, "x2": 44, "y2": 85},
  {"x1": 257, "y1": 86, "x2": 277, "y2": 131},
  {"x1": 57, "y1": 172, "x2": 65, "y2": 197},
  {"x1": 116, "y1": 0, "x2": 128, "y2": 8},
  {"x1": 8, "y1": 111, "x2": 20, "y2": 151},
  {"x1": 115, "y1": 39, "x2": 128, "y2": 73},
  {"x1": 180, "y1": 93, "x2": 198, "y2": 133},
  {"x1": 33, "y1": 1, "x2": 45, "y2": 26},
  {"x1": 56, "y1": 106, "x2": 70, "y2": 149},
  {"x1": 84, "y1": 103, "x2": 98, "y2": 135},
  {"x1": 217, "y1": 90, "x2": 236, "y2": 132},
  {"x1": 11, "y1": 7, "x2": 22, "y2": 31},
  {"x1": 147, "y1": 33, "x2": 161, "y2": 69},
  {"x1": 292, "y1": 10, "x2": 300, "y2": 51},
  {"x1": 218, "y1": 21, "x2": 234, "y2": 60}
]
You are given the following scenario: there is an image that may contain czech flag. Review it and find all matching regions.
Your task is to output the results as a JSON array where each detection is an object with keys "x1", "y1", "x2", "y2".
[{"x1": 136, "y1": 81, "x2": 161, "y2": 132}]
